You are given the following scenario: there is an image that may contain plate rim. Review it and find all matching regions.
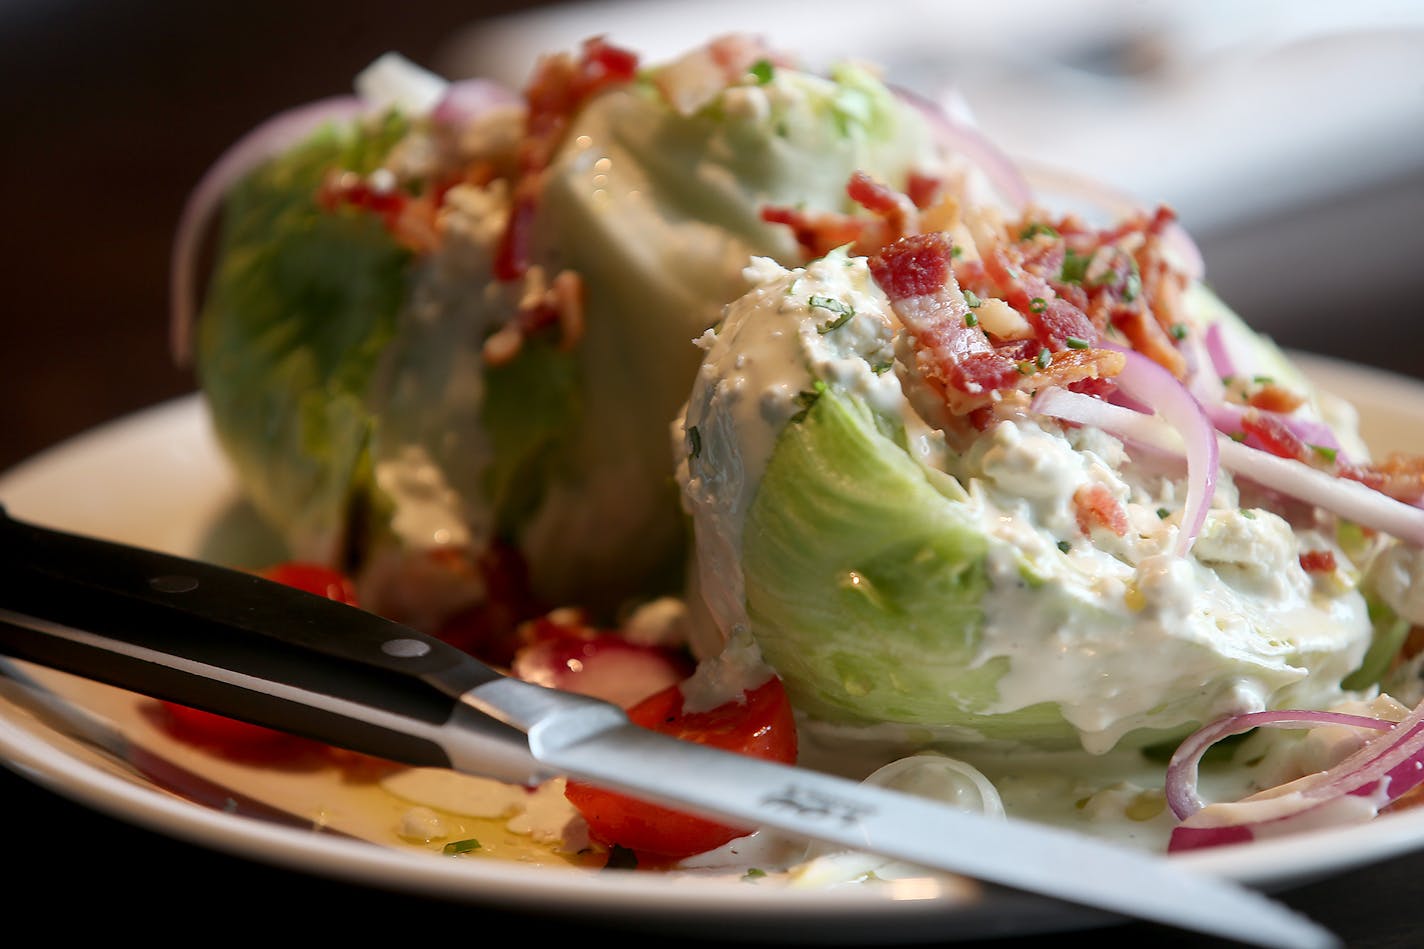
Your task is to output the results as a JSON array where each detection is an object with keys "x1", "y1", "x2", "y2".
[{"x1": 3, "y1": 353, "x2": 1424, "y2": 932}]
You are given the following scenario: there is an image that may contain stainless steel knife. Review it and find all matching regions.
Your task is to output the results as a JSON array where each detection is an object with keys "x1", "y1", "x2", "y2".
[{"x1": 0, "y1": 506, "x2": 1336, "y2": 948}]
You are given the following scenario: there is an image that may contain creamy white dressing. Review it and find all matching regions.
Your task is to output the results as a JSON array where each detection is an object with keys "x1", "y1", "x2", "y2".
[
  {"x1": 677, "y1": 252, "x2": 1374, "y2": 761},
  {"x1": 677, "y1": 251, "x2": 900, "y2": 656}
]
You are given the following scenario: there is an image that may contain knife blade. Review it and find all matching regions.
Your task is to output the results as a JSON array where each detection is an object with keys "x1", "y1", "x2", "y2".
[{"x1": 0, "y1": 506, "x2": 1336, "y2": 948}]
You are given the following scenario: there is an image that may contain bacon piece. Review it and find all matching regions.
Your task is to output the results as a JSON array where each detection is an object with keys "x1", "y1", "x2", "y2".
[
  {"x1": 1239, "y1": 409, "x2": 1310, "y2": 462},
  {"x1": 846, "y1": 171, "x2": 918, "y2": 244},
  {"x1": 1074, "y1": 484, "x2": 1128, "y2": 537},
  {"x1": 761, "y1": 171, "x2": 923, "y2": 261},
  {"x1": 759, "y1": 206, "x2": 866, "y2": 259},
  {"x1": 869, "y1": 233, "x2": 1020, "y2": 414},
  {"x1": 482, "y1": 267, "x2": 586, "y2": 366},
  {"x1": 1112, "y1": 305, "x2": 1188, "y2": 378},
  {"x1": 1015, "y1": 347, "x2": 1125, "y2": 395},
  {"x1": 1247, "y1": 383, "x2": 1307, "y2": 414},
  {"x1": 653, "y1": 33, "x2": 775, "y2": 115},
  {"x1": 1299, "y1": 549, "x2": 1337, "y2": 573},
  {"x1": 1341, "y1": 453, "x2": 1424, "y2": 504},
  {"x1": 494, "y1": 37, "x2": 639, "y2": 281}
]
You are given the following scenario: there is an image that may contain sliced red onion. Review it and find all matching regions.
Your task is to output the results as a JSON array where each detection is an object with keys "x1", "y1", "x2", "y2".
[
  {"x1": 1168, "y1": 699, "x2": 1424, "y2": 852},
  {"x1": 1219, "y1": 435, "x2": 1424, "y2": 544},
  {"x1": 1164, "y1": 709, "x2": 1395, "y2": 820},
  {"x1": 432, "y1": 77, "x2": 520, "y2": 126},
  {"x1": 168, "y1": 95, "x2": 365, "y2": 365},
  {"x1": 1206, "y1": 401, "x2": 1346, "y2": 458},
  {"x1": 1032, "y1": 386, "x2": 1424, "y2": 547},
  {"x1": 168, "y1": 78, "x2": 521, "y2": 367},
  {"x1": 892, "y1": 85, "x2": 1032, "y2": 209},
  {"x1": 1203, "y1": 322, "x2": 1237, "y2": 381},
  {"x1": 1038, "y1": 348, "x2": 1216, "y2": 556}
]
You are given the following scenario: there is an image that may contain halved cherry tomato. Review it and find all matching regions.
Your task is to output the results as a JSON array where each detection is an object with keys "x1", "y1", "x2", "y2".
[
  {"x1": 161, "y1": 561, "x2": 359, "y2": 745},
  {"x1": 564, "y1": 675, "x2": 798, "y2": 862},
  {"x1": 257, "y1": 562, "x2": 360, "y2": 606}
]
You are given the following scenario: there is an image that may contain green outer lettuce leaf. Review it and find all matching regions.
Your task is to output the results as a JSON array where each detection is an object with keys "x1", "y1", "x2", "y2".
[
  {"x1": 742, "y1": 388, "x2": 1075, "y2": 743},
  {"x1": 195, "y1": 113, "x2": 411, "y2": 562}
]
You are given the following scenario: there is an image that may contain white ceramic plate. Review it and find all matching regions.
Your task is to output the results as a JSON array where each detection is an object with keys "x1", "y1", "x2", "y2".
[{"x1": 2, "y1": 354, "x2": 1423, "y2": 941}]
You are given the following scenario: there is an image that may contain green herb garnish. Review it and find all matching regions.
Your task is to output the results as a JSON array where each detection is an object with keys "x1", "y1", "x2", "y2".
[
  {"x1": 811, "y1": 295, "x2": 855, "y2": 333},
  {"x1": 442, "y1": 838, "x2": 482, "y2": 855}
]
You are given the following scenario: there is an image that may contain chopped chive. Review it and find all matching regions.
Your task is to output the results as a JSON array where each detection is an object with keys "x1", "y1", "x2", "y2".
[
  {"x1": 749, "y1": 59, "x2": 775, "y2": 84},
  {"x1": 1229, "y1": 431, "x2": 1246, "y2": 443},
  {"x1": 1057, "y1": 540, "x2": 1072, "y2": 553},
  {"x1": 1020, "y1": 222, "x2": 1059, "y2": 240},
  {"x1": 950, "y1": 244, "x2": 964, "y2": 258},
  {"x1": 870, "y1": 359, "x2": 894, "y2": 374},
  {"x1": 1253, "y1": 374, "x2": 1274, "y2": 384},
  {"x1": 1123, "y1": 271, "x2": 1141, "y2": 302},
  {"x1": 1170, "y1": 323, "x2": 1188, "y2": 340},
  {"x1": 790, "y1": 384, "x2": 823, "y2": 422},
  {"x1": 1029, "y1": 297, "x2": 1047, "y2": 313},
  {"x1": 1036, "y1": 347, "x2": 1051, "y2": 369},
  {"x1": 743, "y1": 867, "x2": 768, "y2": 881},
  {"x1": 442, "y1": 838, "x2": 482, "y2": 855},
  {"x1": 1060, "y1": 249, "x2": 1089, "y2": 285},
  {"x1": 1242, "y1": 509, "x2": 1256, "y2": 519},
  {"x1": 1310, "y1": 444, "x2": 1339, "y2": 463},
  {"x1": 1156, "y1": 507, "x2": 1170, "y2": 519},
  {"x1": 964, "y1": 312, "x2": 978, "y2": 327},
  {"x1": 1065, "y1": 336, "x2": 1089, "y2": 349},
  {"x1": 963, "y1": 289, "x2": 982, "y2": 308},
  {"x1": 810, "y1": 295, "x2": 855, "y2": 333}
]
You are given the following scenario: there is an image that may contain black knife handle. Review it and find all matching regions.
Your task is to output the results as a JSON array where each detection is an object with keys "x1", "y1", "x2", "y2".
[{"x1": 0, "y1": 505, "x2": 516, "y2": 768}]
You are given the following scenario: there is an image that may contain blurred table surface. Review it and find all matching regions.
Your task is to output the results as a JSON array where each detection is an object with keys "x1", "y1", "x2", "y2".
[{"x1": 3, "y1": 2, "x2": 1424, "y2": 946}]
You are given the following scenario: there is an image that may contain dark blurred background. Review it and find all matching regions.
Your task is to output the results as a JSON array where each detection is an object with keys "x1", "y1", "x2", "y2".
[{"x1": 3, "y1": 0, "x2": 1423, "y2": 473}]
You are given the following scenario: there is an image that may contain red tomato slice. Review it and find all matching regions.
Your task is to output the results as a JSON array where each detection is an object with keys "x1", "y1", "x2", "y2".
[
  {"x1": 258, "y1": 562, "x2": 360, "y2": 606},
  {"x1": 564, "y1": 675, "x2": 797, "y2": 862},
  {"x1": 161, "y1": 561, "x2": 359, "y2": 745}
]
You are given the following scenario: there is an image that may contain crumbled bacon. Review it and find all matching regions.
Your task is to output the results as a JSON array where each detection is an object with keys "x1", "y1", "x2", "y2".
[
  {"x1": 1299, "y1": 549, "x2": 1337, "y2": 573},
  {"x1": 1074, "y1": 484, "x2": 1128, "y2": 536},
  {"x1": 652, "y1": 33, "x2": 776, "y2": 115},
  {"x1": 1246, "y1": 384, "x2": 1307, "y2": 414},
  {"x1": 494, "y1": 36, "x2": 640, "y2": 281},
  {"x1": 906, "y1": 171, "x2": 945, "y2": 210},
  {"x1": 1239, "y1": 409, "x2": 1311, "y2": 462},
  {"x1": 868, "y1": 233, "x2": 1020, "y2": 414},
  {"x1": 760, "y1": 171, "x2": 918, "y2": 259},
  {"x1": 318, "y1": 170, "x2": 442, "y2": 253},
  {"x1": 1341, "y1": 453, "x2": 1424, "y2": 505},
  {"x1": 482, "y1": 267, "x2": 587, "y2": 366},
  {"x1": 759, "y1": 205, "x2": 865, "y2": 259}
]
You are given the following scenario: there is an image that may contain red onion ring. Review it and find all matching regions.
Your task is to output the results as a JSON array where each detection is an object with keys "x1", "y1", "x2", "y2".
[
  {"x1": 432, "y1": 77, "x2": 520, "y2": 126},
  {"x1": 1031, "y1": 386, "x2": 1424, "y2": 547},
  {"x1": 1036, "y1": 348, "x2": 1216, "y2": 555},
  {"x1": 892, "y1": 85, "x2": 1033, "y2": 210},
  {"x1": 1165, "y1": 709, "x2": 1395, "y2": 820},
  {"x1": 1203, "y1": 322, "x2": 1237, "y2": 381},
  {"x1": 168, "y1": 96, "x2": 365, "y2": 365},
  {"x1": 1169, "y1": 699, "x2": 1424, "y2": 852}
]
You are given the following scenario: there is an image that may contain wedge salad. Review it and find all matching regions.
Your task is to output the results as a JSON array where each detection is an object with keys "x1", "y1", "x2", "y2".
[{"x1": 171, "y1": 35, "x2": 1424, "y2": 877}]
